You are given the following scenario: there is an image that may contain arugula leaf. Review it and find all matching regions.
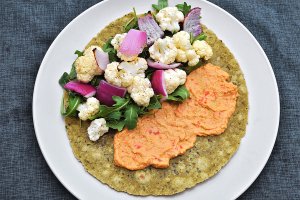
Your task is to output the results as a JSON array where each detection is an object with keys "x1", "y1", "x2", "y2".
[
  {"x1": 124, "y1": 8, "x2": 139, "y2": 32},
  {"x1": 107, "y1": 111, "x2": 122, "y2": 120},
  {"x1": 124, "y1": 104, "x2": 139, "y2": 130},
  {"x1": 102, "y1": 38, "x2": 113, "y2": 52},
  {"x1": 61, "y1": 92, "x2": 82, "y2": 117},
  {"x1": 59, "y1": 72, "x2": 69, "y2": 87},
  {"x1": 59, "y1": 60, "x2": 78, "y2": 88},
  {"x1": 102, "y1": 38, "x2": 119, "y2": 62},
  {"x1": 145, "y1": 67, "x2": 155, "y2": 79},
  {"x1": 89, "y1": 96, "x2": 130, "y2": 120},
  {"x1": 179, "y1": 59, "x2": 204, "y2": 74},
  {"x1": 69, "y1": 62, "x2": 77, "y2": 80},
  {"x1": 106, "y1": 120, "x2": 126, "y2": 132},
  {"x1": 90, "y1": 75, "x2": 104, "y2": 87},
  {"x1": 146, "y1": 95, "x2": 162, "y2": 110},
  {"x1": 176, "y1": 2, "x2": 191, "y2": 16},
  {"x1": 190, "y1": 32, "x2": 207, "y2": 43},
  {"x1": 167, "y1": 85, "x2": 190, "y2": 102},
  {"x1": 74, "y1": 50, "x2": 84, "y2": 57},
  {"x1": 152, "y1": 0, "x2": 168, "y2": 12},
  {"x1": 113, "y1": 96, "x2": 130, "y2": 107}
]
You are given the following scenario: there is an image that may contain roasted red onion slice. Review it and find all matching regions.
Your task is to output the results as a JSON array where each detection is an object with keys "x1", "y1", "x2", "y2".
[
  {"x1": 147, "y1": 59, "x2": 181, "y2": 69},
  {"x1": 64, "y1": 81, "x2": 96, "y2": 98},
  {"x1": 138, "y1": 14, "x2": 164, "y2": 46},
  {"x1": 183, "y1": 7, "x2": 202, "y2": 37},
  {"x1": 96, "y1": 80, "x2": 127, "y2": 106},
  {"x1": 119, "y1": 29, "x2": 147, "y2": 57},
  {"x1": 151, "y1": 70, "x2": 168, "y2": 101},
  {"x1": 93, "y1": 48, "x2": 109, "y2": 71}
]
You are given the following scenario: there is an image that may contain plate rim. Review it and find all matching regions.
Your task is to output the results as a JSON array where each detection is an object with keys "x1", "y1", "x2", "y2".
[{"x1": 32, "y1": 0, "x2": 280, "y2": 199}]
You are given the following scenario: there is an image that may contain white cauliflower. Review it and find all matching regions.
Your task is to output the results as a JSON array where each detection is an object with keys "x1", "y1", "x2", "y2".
[
  {"x1": 75, "y1": 45, "x2": 103, "y2": 83},
  {"x1": 77, "y1": 97, "x2": 100, "y2": 121},
  {"x1": 192, "y1": 40, "x2": 213, "y2": 60},
  {"x1": 87, "y1": 118, "x2": 109, "y2": 141},
  {"x1": 149, "y1": 36, "x2": 177, "y2": 64},
  {"x1": 127, "y1": 76, "x2": 154, "y2": 107},
  {"x1": 104, "y1": 62, "x2": 122, "y2": 87},
  {"x1": 164, "y1": 69, "x2": 187, "y2": 94},
  {"x1": 155, "y1": 7, "x2": 184, "y2": 32},
  {"x1": 111, "y1": 33, "x2": 127, "y2": 50},
  {"x1": 173, "y1": 31, "x2": 200, "y2": 66},
  {"x1": 104, "y1": 58, "x2": 148, "y2": 87},
  {"x1": 105, "y1": 59, "x2": 153, "y2": 106},
  {"x1": 118, "y1": 57, "x2": 147, "y2": 78}
]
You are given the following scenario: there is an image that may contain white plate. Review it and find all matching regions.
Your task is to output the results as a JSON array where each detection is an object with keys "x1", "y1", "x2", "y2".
[{"x1": 32, "y1": 0, "x2": 280, "y2": 199}]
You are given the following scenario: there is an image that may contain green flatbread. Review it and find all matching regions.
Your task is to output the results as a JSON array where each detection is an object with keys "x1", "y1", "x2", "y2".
[{"x1": 65, "y1": 13, "x2": 248, "y2": 195}]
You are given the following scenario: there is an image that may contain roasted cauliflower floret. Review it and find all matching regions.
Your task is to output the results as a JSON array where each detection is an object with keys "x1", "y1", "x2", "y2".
[
  {"x1": 75, "y1": 45, "x2": 103, "y2": 83},
  {"x1": 111, "y1": 33, "x2": 127, "y2": 50},
  {"x1": 127, "y1": 76, "x2": 154, "y2": 107},
  {"x1": 104, "y1": 62, "x2": 123, "y2": 87},
  {"x1": 173, "y1": 31, "x2": 200, "y2": 66},
  {"x1": 104, "y1": 58, "x2": 148, "y2": 88},
  {"x1": 87, "y1": 118, "x2": 109, "y2": 141},
  {"x1": 164, "y1": 69, "x2": 187, "y2": 94},
  {"x1": 192, "y1": 40, "x2": 213, "y2": 60},
  {"x1": 156, "y1": 7, "x2": 184, "y2": 32},
  {"x1": 149, "y1": 37, "x2": 177, "y2": 64},
  {"x1": 77, "y1": 97, "x2": 100, "y2": 121}
]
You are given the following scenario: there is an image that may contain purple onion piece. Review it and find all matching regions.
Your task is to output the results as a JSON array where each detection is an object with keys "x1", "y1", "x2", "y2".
[
  {"x1": 96, "y1": 80, "x2": 127, "y2": 106},
  {"x1": 119, "y1": 29, "x2": 147, "y2": 57},
  {"x1": 138, "y1": 14, "x2": 164, "y2": 46},
  {"x1": 147, "y1": 59, "x2": 181, "y2": 69},
  {"x1": 93, "y1": 49, "x2": 109, "y2": 71},
  {"x1": 183, "y1": 7, "x2": 202, "y2": 37},
  {"x1": 151, "y1": 70, "x2": 168, "y2": 101},
  {"x1": 64, "y1": 81, "x2": 96, "y2": 98}
]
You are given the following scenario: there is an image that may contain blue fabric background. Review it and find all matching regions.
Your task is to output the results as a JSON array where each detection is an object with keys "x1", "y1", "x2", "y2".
[{"x1": 0, "y1": 0, "x2": 299, "y2": 199}]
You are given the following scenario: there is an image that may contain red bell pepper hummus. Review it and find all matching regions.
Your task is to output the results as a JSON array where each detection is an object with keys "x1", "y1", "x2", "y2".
[{"x1": 114, "y1": 64, "x2": 238, "y2": 170}]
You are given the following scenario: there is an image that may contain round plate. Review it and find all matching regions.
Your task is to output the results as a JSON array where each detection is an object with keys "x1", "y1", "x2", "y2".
[{"x1": 32, "y1": 0, "x2": 280, "y2": 199}]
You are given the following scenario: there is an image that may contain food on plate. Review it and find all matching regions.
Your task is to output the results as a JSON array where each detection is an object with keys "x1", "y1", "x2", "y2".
[
  {"x1": 60, "y1": 0, "x2": 248, "y2": 196},
  {"x1": 115, "y1": 64, "x2": 238, "y2": 170}
]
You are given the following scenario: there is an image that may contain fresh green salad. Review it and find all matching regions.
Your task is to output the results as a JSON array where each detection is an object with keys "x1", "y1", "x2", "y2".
[{"x1": 59, "y1": 0, "x2": 213, "y2": 141}]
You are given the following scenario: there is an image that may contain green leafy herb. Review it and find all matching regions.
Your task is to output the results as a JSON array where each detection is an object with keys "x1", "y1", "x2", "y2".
[
  {"x1": 124, "y1": 8, "x2": 139, "y2": 32},
  {"x1": 74, "y1": 50, "x2": 84, "y2": 57},
  {"x1": 176, "y1": 2, "x2": 191, "y2": 16},
  {"x1": 90, "y1": 75, "x2": 104, "y2": 87},
  {"x1": 102, "y1": 38, "x2": 114, "y2": 52},
  {"x1": 152, "y1": 0, "x2": 168, "y2": 12},
  {"x1": 59, "y1": 72, "x2": 70, "y2": 87},
  {"x1": 107, "y1": 111, "x2": 122, "y2": 120},
  {"x1": 167, "y1": 85, "x2": 190, "y2": 102},
  {"x1": 102, "y1": 38, "x2": 119, "y2": 62},
  {"x1": 59, "y1": 61, "x2": 78, "y2": 88},
  {"x1": 61, "y1": 92, "x2": 82, "y2": 117},
  {"x1": 68, "y1": 63, "x2": 77, "y2": 80},
  {"x1": 146, "y1": 95, "x2": 162, "y2": 111},
  {"x1": 124, "y1": 104, "x2": 139, "y2": 130},
  {"x1": 190, "y1": 32, "x2": 207, "y2": 44},
  {"x1": 106, "y1": 120, "x2": 126, "y2": 132},
  {"x1": 145, "y1": 67, "x2": 155, "y2": 79},
  {"x1": 89, "y1": 96, "x2": 130, "y2": 120},
  {"x1": 179, "y1": 59, "x2": 204, "y2": 74}
]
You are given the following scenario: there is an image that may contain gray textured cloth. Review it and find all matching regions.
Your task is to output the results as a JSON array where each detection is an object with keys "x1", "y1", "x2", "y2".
[{"x1": 0, "y1": 0, "x2": 299, "y2": 199}]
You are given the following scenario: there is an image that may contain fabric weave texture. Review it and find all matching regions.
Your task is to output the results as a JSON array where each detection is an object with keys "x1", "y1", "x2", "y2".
[{"x1": 0, "y1": 0, "x2": 299, "y2": 199}]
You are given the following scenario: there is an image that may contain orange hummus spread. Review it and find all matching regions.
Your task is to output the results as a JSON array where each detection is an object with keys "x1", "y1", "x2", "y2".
[{"x1": 114, "y1": 64, "x2": 238, "y2": 170}]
